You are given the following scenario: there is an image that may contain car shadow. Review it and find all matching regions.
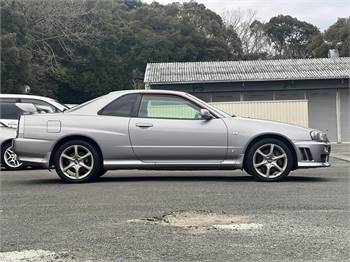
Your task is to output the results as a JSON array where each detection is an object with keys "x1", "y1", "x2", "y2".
[
  {"x1": 98, "y1": 175, "x2": 333, "y2": 183},
  {"x1": 0, "y1": 166, "x2": 42, "y2": 171},
  {"x1": 17, "y1": 174, "x2": 334, "y2": 185}
]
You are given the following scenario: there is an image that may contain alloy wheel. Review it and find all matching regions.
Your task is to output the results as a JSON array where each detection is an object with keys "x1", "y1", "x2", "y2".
[
  {"x1": 253, "y1": 143, "x2": 288, "y2": 178},
  {"x1": 4, "y1": 146, "x2": 23, "y2": 169},
  {"x1": 59, "y1": 145, "x2": 94, "y2": 180}
]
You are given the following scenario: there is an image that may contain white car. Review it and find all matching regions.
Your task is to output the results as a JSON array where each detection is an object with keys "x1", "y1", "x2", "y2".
[
  {"x1": 0, "y1": 94, "x2": 69, "y2": 128},
  {"x1": 0, "y1": 121, "x2": 21, "y2": 170},
  {"x1": 0, "y1": 94, "x2": 69, "y2": 170}
]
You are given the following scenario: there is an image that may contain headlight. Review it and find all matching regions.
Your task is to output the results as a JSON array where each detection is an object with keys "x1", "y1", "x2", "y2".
[{"x1": 310, "y1": 130, "x2": 329, "y2": 142}]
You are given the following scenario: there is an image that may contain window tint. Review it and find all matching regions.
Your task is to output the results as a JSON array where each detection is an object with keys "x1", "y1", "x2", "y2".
[
  {"x1": 138, "y1": 95, "x2": 202, "y2": 120},
  {"x1": 99, "y1": 94, "x2": 139, "y2": 117},
  {"x1": 21, "y1": 99, "x2": 58, "y2": 113},
  {"x1": 0, "y1": 103, "x2": 22, "y2": 119}
]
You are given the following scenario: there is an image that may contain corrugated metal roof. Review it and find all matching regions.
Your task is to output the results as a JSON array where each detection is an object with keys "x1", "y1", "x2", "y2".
[{"x1": 144, "y1": 58, "x2": 350, "y2": 84}]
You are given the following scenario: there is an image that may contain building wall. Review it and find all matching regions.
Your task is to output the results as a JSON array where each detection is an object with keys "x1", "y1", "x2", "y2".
[
  {"x1": 195, "y1": 90, "x2": 306, "y2": 102},
  {"x1": 150, "y1": 79, "x2": 349, "y2": 94},
  {"x1": 307, "y1": 89, "x2": 337, "y2": 142},
  {"x1": 209, "y1": 89, "x2": 346, "y2": 142},
  {"x1": 339, "y1": 88, "x2": 349, "y2": 142},
  {"x1": 149, "y1": 79, "x2": 349, "y2": 142},
  {"x1": 210, "y1": 100, "x2": 309, "y2": 127}
]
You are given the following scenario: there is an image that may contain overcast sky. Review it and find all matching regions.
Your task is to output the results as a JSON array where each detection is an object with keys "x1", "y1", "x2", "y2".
[{"x1": 143, "y1": 0, "x2": 350, "y2": 30}]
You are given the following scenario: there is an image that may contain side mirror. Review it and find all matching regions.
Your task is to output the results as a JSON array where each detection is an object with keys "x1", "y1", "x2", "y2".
[
  {"x1": 15, "y1": 103, "x2": 37, "y2": 114},
  {"x1": 200, "y1": 109, "x2": 213, "y2": 120}
]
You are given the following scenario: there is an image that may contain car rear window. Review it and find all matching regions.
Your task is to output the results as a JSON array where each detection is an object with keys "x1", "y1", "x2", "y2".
[{"x1": 98, "y1": 94, "x2": 140, "y2": 117}]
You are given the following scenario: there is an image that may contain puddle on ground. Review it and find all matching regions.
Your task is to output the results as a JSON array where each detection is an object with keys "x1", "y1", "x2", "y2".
[{"x1": 127, "y1": 210, "x2": 263, "y2": 233}]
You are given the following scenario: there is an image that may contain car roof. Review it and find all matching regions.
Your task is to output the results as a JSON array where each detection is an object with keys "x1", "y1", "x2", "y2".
[
  {"x1": 0, "y1": 94, "x2": 56, "y2": 102},
  {"x1": 67, "y1": 89, "x2": 189, "y2": 113},
  {"x1": 1, "y1": 90, "x2": 186, "y2": 101},
  {"x1": 108, "y1": 89, "x2": 187, "y2": 96}
]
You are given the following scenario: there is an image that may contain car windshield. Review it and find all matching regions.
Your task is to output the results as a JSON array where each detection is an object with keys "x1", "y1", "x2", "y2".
[
  {"x1": 187, "y1": 94, "x2": 232, "y2": 118},
  {"x1": 208, "y1": 104, "x2": 234, "y2": 117}
]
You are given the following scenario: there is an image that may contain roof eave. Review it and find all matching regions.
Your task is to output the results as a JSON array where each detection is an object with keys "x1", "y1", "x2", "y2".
[{"x1": 145, "y1": 76, "x2": 350, "y2": 85}]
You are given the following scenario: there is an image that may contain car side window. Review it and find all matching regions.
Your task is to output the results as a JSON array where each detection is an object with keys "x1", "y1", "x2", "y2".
[
  {"x1": 0, "y1": 103, "x2": 23, "y2": 119},
  {"x1": 21, "y1": 99, "x2": 58, "y2": 113},
  {"x1": 99, "y1": 94, "x2": 140, "y2": 117},
  {"x1": 0, "y1": 98, "x2": 18, "y2": 103},
  {"x1": 138, "y1": 95, "x2": 202, "y2": 120}
]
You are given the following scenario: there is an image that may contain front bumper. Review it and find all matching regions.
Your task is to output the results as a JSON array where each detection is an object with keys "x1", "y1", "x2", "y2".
[
  {"x1": 13, "y1": 138, "x2": 54, "y2": 168},
  {"x1": 294, "y1": 141, "x2": 331, "y2": 168}
]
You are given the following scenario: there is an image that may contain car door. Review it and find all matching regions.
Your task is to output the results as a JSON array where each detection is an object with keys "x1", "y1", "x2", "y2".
[
  {"x1": 96, "y1": 93, "x2": 141, "y2": 163},
  {"x1": 129, "y1": 94, "x2": 228, "y2": 163}
]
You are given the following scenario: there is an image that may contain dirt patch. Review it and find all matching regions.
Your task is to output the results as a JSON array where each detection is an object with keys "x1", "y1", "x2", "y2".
[
  {"x1": 128, "y1": 210, "x2": 262, "y2": 232},
  {"x1": 0, "y1": 250, "x2": 77, "y2": 262}
]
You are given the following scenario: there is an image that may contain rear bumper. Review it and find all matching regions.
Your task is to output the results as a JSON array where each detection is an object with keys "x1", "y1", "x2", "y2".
[
  {"x1": 13, "y1": 138, "x2": 53, "y2": 168},
  {"x1": 295, "y1": 141, "x2": 331, "y2": 168}
]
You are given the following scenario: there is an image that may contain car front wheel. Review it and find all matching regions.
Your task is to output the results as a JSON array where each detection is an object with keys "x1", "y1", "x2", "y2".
[
  {"x1": 246, "y1": 138, "x2": 293, "y2": 182},
  {"x1": 54, "y1": 140, "x2": 102, "y2": 183},
  {"x1": 1, "y1": 141, "x2": 23, "y2": 170}
]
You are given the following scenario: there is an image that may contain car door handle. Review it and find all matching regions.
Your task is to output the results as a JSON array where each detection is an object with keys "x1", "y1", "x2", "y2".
[{"x1": 135, "y1": 123, "x2": 153, "y2": 128}]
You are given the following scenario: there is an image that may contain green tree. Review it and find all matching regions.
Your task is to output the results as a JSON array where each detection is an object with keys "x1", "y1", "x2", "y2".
[
  {"x1": 264, "y1": 15, "x2": 321, "y2": 58},
  {"x1": 1, "y1": 1, "x2": 32, "y2": 93},
  {"x1": 1, "y1": 0, "x2": 242, "y2": 102},
  {"x1": 324, "y1": 17, "x2": 350, "y2": 57},
  {"x1": 308, "y1": 34, "x2": 329, "y2": 58}
]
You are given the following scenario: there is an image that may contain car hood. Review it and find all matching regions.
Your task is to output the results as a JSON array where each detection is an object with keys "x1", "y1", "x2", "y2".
[{"x1": 223, "y1": 116, "x2": 313, "y2": 141}]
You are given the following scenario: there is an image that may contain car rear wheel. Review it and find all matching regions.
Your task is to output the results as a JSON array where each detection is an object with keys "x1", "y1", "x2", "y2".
[
  {"x1": 1, "y1": 141, "x2": 23, "y2": 170},
  {"x1": 54, "y1": 140, "x2": 102, "y2": 183},
  {"x1": 246, "y1": 138, "x2": 293, "y2": 182}
]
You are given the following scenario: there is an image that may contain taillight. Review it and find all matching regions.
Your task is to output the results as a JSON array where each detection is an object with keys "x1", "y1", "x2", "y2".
[{"x1": 17, "y1": 115, "x2": 25, "y2": 138}]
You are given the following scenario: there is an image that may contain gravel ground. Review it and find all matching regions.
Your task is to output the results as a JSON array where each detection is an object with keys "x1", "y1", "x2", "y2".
[{"x1": 1, "y1": 157, "x2": 349, "y2": 261}]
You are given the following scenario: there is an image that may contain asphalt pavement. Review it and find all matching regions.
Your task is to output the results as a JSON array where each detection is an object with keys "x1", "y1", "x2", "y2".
[{"x1": 1, "y1": 157, "x2": 349, "y2": 261}]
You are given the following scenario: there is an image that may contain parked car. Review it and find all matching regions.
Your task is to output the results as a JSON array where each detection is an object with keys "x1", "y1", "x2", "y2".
[
  {"x1": 0, "y1": 121, "x2": 22, "y2": 170},
  {"x1": 0, "y1": 94, "x2": 69, "y2": 128},
  {"x1": 13, "y1": 90, "x2": 331, "y2": 183},
  {"x1": 0, "y1": 94, "x2": 70, "y2": 170}
]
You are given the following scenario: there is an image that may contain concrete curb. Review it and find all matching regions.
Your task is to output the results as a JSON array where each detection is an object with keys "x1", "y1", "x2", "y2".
[{"x1": 331, "y1": 154, "x2": 350, "y2": 162}]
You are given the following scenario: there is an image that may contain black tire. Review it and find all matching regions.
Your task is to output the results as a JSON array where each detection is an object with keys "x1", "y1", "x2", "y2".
[
  {"x1": 54, "y1": 140, "x2": 102, "y2": 183},
  {"x1": 1, "y1": 141, "x2": 24, "y2": 170},
  {"x1": 245, "y1": 138, "x2": 294, "y2": 182},
  {"x1": 98, "y1": 169, "x2": 108, "y2": 177}
]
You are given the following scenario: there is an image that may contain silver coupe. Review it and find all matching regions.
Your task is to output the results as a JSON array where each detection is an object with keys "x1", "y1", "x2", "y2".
[{"x1": 13, "y1": 90, "x2": 331, "y2": 183}]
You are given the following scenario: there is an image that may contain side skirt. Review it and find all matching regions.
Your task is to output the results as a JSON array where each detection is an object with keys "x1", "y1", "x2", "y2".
[{"x1": 103, "y1": 157, "x2": 243, "y2": 171}]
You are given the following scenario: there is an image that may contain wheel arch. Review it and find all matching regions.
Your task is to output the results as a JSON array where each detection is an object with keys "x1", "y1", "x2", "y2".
[
  {"x1": 49, "y1": 135, "x2": 103, "y2": 167},
  {"x1": 243, "y1": 133, "x2": 298, "y2": 171},
  {"x1": 1, "y1": 139, "x2": 13, "y2": 149}
]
